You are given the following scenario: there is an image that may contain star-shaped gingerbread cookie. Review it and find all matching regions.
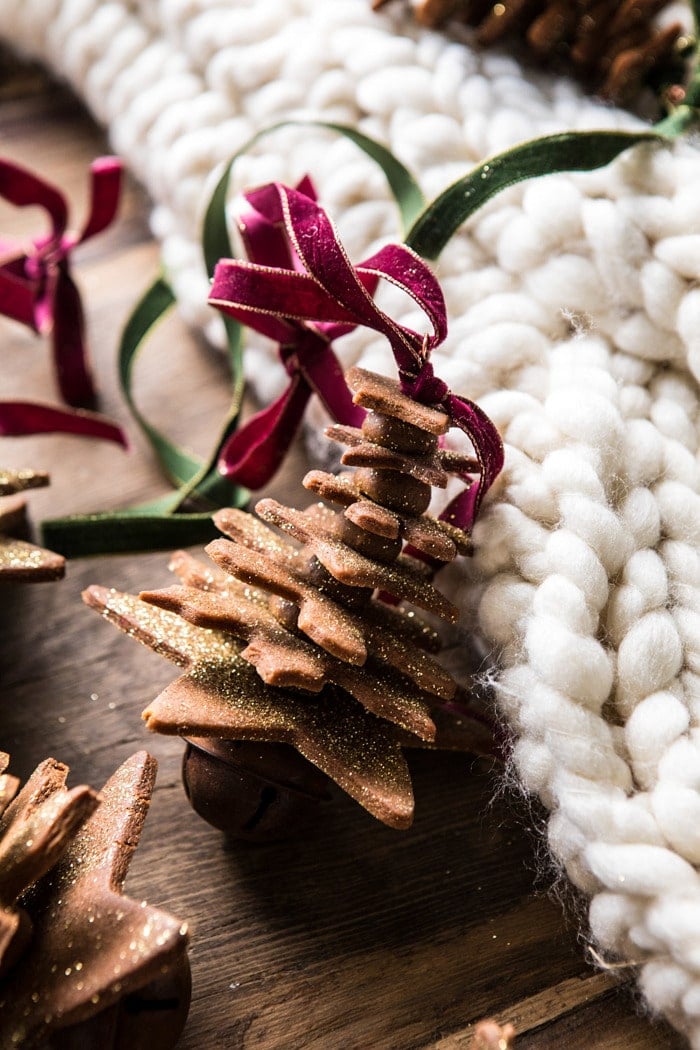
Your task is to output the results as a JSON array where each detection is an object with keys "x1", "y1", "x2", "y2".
[
  {"x1": 0, "y1": 751, "x2": 190, "y2": 1048},
  {"x1": 83, "y1": 586, "x2": 416, "y2": 829}
]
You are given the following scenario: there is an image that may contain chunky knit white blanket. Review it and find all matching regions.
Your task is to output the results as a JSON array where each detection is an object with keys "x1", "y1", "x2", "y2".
[{"x1": 4, "y1": 0, "x2": 700, "y2": 1042}]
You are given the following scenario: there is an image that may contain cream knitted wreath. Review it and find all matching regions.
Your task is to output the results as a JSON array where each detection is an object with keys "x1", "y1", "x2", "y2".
[{"x1": 4, "y1": 0, "x2": 700, "y2": 1043}]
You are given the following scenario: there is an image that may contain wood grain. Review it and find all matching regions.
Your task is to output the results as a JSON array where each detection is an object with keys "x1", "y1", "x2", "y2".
[{"x1": 0, "y1": 69, "x2": 685, "y2": 1048}]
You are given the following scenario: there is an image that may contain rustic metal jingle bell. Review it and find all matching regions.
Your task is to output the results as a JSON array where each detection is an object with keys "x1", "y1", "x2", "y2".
[{"x1": 182, "y1": 737, "x2": 332, "y2": 841}]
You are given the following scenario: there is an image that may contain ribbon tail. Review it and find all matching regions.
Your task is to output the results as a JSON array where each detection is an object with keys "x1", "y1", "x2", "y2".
[
  {"x1": 438, "y1": 484, "x2": 479, "y2": 534},
  {"x1": 78, "y1": 157, "x2": 123, "y2": 243},
  {"x1": 298, "y1": 341, "x2": 365, "y2": 428},
  {"x1": 217, "y1": 374, "x2": 312, "y2": 489},
  {"x1": 51, "y1": 266, "x2": 97, "y2": 408},
  {"x1": 0, "y1": 400, "x2": 127, "y2": 446},
  {"x1": 443, "y1": 394, "x2": 504, "y2": 530}
]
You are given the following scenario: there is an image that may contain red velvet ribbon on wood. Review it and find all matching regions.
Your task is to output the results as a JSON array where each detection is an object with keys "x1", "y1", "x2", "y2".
[
  {"x1": 0, "y1": 156, "x2": 122, "y2": 408},
  {"x1": 0, "y1": 400, "x2": 126, "y2": 446},
  {"x1": 209, "y1": 181, "x2": 503, "y2": 531}
]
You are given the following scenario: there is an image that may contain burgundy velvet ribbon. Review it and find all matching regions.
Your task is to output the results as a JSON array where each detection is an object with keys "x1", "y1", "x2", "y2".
[
  {"x1": 210, "y1": 182, "x2": 503, "y2": 530},
  {"x1": 0, "y1": 156, "x2": 122, "y2": 407},
  {"x1": 208, "y1": 177, "x2": 364, "y2": 488},
  {"x1": 0, "y1": 400, "x2": 127, "y2": 446}
]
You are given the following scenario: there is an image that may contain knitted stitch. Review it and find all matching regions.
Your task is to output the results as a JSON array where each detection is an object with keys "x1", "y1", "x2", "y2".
[{"x1": 3, "y1": 0, "x2": 700, "y2": 1042}]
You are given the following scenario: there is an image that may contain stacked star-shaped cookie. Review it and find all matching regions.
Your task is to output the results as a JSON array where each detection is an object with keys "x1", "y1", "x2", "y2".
[{"x1": 85, "y1": 367, "x2": 496, "y2": 830}]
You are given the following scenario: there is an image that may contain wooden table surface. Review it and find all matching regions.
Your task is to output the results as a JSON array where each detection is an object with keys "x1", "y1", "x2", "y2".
[{"x1": 0, "y1": 58, "x2": 686, "y2": 1049}]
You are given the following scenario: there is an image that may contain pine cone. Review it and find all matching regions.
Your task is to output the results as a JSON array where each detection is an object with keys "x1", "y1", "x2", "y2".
[
  {"x1": 375, "y1": 0, "x2": 685, "y2": 106},
  {"x1": 0, "y1": 750, "x2": 190, "y2": 1049},
  {"x1": 0, "y1": 468, "x2": 65, "y2": 582},
  {"x1": 84, "y1": 366, "x2": 497, "y2": 836}
]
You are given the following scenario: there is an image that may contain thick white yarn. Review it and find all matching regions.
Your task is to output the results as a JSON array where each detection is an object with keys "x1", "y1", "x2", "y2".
[{"x1": 4, "y1": 0, "x2": 700, "y2": 1041}]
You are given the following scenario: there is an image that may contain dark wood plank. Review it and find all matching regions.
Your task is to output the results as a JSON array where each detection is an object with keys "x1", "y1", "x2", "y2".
[
  {"x1": 0, "y1": 72, "x2": 684, "y2": 1049},
  {"x1": 432, "y1": 974, "x2": 680, "y2": 1049}
]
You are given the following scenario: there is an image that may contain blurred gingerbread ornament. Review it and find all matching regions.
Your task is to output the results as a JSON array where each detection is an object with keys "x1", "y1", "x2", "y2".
[{"x1": 0, "y1": 750, "x2": 190, "y2": 1049}]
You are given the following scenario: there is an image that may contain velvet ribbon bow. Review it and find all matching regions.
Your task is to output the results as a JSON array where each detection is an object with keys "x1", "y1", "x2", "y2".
[
  {"x1": 207, "y1": 176, "x2": 364, "y2": 489},
  {"x1": 210, "y1": 181, "x2": 503, "y2": 531},
  {"x1": 0, "y1": 156, "x2": 122, "y2": 407}
]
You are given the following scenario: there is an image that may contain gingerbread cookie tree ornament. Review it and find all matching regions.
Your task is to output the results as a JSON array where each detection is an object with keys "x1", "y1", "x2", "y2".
[
  {"x1": 0, "y1": 750, "x2": 190, "y2": 1049},
  {"x1": 83, "y1": 181, "x2": 504, "y2": 838}
]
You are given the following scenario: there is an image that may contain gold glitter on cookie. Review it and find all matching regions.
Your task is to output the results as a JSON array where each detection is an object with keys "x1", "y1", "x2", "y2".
[{"x1": 84, "y1": 364, "x2": 495, "y2": 829}]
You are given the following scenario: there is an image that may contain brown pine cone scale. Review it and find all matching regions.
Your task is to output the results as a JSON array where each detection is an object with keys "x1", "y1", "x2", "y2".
[{"x1": 375, "y1": 0, "x2": 685, "y2": 105}]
